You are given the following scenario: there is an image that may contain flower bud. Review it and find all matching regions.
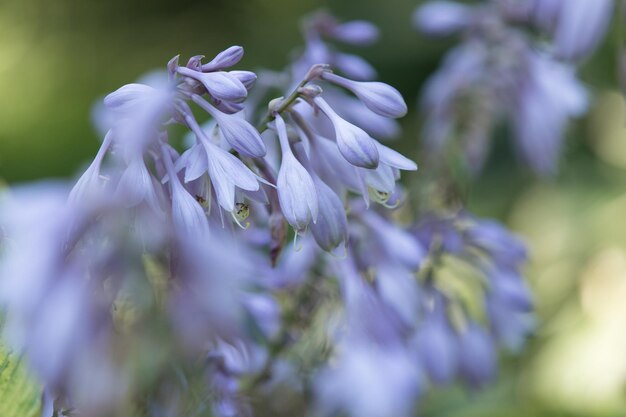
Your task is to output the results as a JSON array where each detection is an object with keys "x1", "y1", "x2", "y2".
[
  {"x1": 229, "y1": 70, "x2": 257, "y2": 90},
  {"x1": 215, "y1": 112, "x2": 266, "y2": 158},
  {"x1": 161, "y1": 146, "x2": 210, "y2": 238},
  {"x1": 192, "y1": 95, "x2": 266, "y2": 158},
  {"x1": 323, "y1": 72, "x2": 408, "y2": 118},
  {"x1": 309, "y1": 176, "x2": 348, "y2": 252},
  {"x1": 275, "y1": 114, "x2": 319, "y2": 231},
  {"x1": 178, "y1": 67, "x2": 248, "y2": 103},
  {"x1": 327, "y1": 21, "x2": 379, "y2": 45},
  {"x1": 413, "y1": 1, "x2": 473, "y2": 36},
  {"x1": 314, "y1": 97, "x2": 379, "y2": 168},
  {"x1": 361, "y1": 211, "x2": 425, "y2": 270},
  {"x1": 458, "y1": 323, "x2": 496, "y2": 387},
  {"x1": 415, "y1": 299, "x2": 458, "y2": 384},
  {"x1": 104, "y1": 83, "x2": 156, "y2": 111},
  {"x1": 201, "y1": 45, "x2": 244, "y2": 72}
]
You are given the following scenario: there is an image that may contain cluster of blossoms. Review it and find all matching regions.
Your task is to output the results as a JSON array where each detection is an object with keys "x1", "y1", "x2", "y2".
[
  {"x1": 0, "y1": 10, "x2": 547, "y2": 417},
  {"x1": 415, "y1": 0, "x2": 614, "y2": 174}
]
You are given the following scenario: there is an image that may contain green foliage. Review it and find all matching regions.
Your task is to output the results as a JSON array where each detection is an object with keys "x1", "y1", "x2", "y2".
[{"x1": 0, "y1": 344, "x2": 41, "y2": 417}]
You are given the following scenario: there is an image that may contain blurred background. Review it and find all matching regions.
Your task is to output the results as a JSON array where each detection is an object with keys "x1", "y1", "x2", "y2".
[{"x1": 1, "y1": 0, "x2": 625, "y2": 416}]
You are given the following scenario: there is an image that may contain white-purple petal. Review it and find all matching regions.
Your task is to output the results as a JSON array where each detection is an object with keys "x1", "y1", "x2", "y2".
[
  {"x1": 201, "y1": 46, "x2": 244, "y2": 72},
  {"x1": 328, "y1": 21, "x2": 379, "y2": 45},
  {"x1": 315, "y1": 97, "x2": 380, "y2": 168},
  {"x1": 414, "y1": 1, "x2": 474, "y2": 36},
  {"x1": 323, "y1": 73, "x2": 408, "y2": 118},
  {"x1": 309, "y1": 176, "x2": 348, "y2": 252}
]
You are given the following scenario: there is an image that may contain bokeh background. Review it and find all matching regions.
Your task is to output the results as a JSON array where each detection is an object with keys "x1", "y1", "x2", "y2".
[{"x1": 1, "y1": 0, "x2": 626, "y2": 416}]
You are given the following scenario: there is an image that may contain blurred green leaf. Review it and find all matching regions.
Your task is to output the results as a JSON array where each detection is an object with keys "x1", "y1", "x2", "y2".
[{"x1": 0, "y1": 344, "x2": 41, "y2": 417}]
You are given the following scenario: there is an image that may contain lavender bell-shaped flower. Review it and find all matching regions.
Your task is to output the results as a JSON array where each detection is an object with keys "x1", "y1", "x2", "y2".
[
  {"x1": 315, "y1": 343, "x2": 421, "y2": 417},
  {"x1": 192, "y1": 94, "x2": 266, "y2": 158},
  {"x1": 104, "y1": 83, "x2": 157, "y2": 113},
  {"x1": 309, "y1": 175, "x2": 348, "y2": 252},
  {"x1": 177, "y1": 110, "x2": 261, "y2": 214},
  {"x1": 306, "y1": 130, "x2": 367, "y2": 194},
  {"x1": 293, "y1": 143, "x2": 348, "y2": 252},
  {"x1": 115, "y1": 154, "x2": 164, "y2": 212},
  {"x1": 314, "y1": 96, "x2": 379, "y2": 168},
  {"x1": 326, "y1": 20, "x2": 379, "y2": 45},
  {"x1": 321, "y1": 72, "x2": 408, "y2": 118},
  {"x1": 375, "y1": 265, "x2": 420, "y2": 328},
  {"x1": 274, "y1": 113, "x2": 319, "y2": 231},
  {"x1": 415, "y1": 296, "x2": 458, "y2": 384},
  {"x1": 315, "y1": 258, "x2": 421, "y2": 417},
  {"x1": 413, "y1": 1, "x2": 474, "y2": 36},
  {"x1": 178, "y1": 67, "x2": 248, "y2": 103},
  {"x1": 68, "y1": 130, "x2": 113, "y2": 205},
  {"x1": 201, "y1": 45, "x2": 244, "y2": 72},
  {"x1": 161, "y1": 144, "x2": 210, "y2": 238},
  {"x1": 458, "y1": 323, "x2": 496, "y2": 387},
  {"x1": 229, "y1": 70, "x2": 257, "y2": 90},
  {"x1": 513, "y1": 54, "x2": 588, "y2": 174},
  {"x1": 547, "y1": 0, "x2": 614, "y2": 61},
  {"x1": 360, "y1": 211, "x2": 425, "y2": 270}
]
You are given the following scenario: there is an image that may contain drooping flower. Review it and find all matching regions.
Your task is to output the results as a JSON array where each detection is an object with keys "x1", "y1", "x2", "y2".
[
  {"x1": 192, "y1": 94, "x2": 266, "y2": 158},
  {"x1": 177, "y1": 66, "x2": 248, "y2": 103},
  {"x1": 314, "y1": 96, "x2": 380, "y2": 168},
  {"x1": 416, "y1": 0, "x2": 594, "y2": 175},
  {"x1": 201, "y1": 45, "x2": 245, "y2": 72},
  {"x1": 457, "y1": 323, "x2": 496, "y2": 387},
  {"x1": 321, "y1": 72, "x2": 408, "y2": 118},
  {"x1": 274, "y1": 113, "x2": 318, "y2": 231},
  {"x1": 413, "y1": 1, "x2": 474, "y2": 36},
  {"x1": 161, "y1": 144, "x2": 210, "y2": 238},
  {"x1": 530, "y1": 0, "x2": 614, "y2": 61}
]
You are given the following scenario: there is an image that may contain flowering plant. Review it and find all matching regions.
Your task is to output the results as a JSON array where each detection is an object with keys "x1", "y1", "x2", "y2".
[{"x1": 0, "y1": 2, "x2": 615, "y2": 416}]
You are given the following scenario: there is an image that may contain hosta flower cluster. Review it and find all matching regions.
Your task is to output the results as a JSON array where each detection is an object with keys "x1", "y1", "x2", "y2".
[
  {"x1": 415, "y1": 0, "x2": 614, "y2": 174},
  {"x1": 1, "y1": 6, "x2": 611, "y2": 417}
]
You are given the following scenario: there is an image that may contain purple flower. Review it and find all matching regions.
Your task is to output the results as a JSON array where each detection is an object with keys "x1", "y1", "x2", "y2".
[
  {"x1": 68, "y1": 130, "x2": 113, "y2": 205},
  {"x1": 465, "y1": 217, "x2": 527, "y2": 268},
  {"x1": 415, "y1": 298, "x2": 458, "y2": 384},
  {"x1": 309, "y1": 174, "x2": 348, "y2": 252},
  {"x1": 201, "y1": 45, "x2": 244, "y2": 72},
  {"x1": 315, "y1": 258, "x2": 422, "y2": 417},
  {"x1": 322, "y1": 72, "x2": 408, "y2": 118},
  {"x1": 315, "y1": 344, "x2": 421, "y2": 417},
  {"x1": 375, "y1": 265, "x2": 420, "y2": 328},
  {"x1": 274, "y1": 113, "x2": 318, "y2": 231},
  {"x1": 360, "y1": 211, "x2": 425, "y2": 270},
  {"x1": 416, "y1": 1, "x2": 594, "y2": 175},
  {"x1": 178, "y1": 67, "x2": 248, "y2": 103},
  {"x1": 315, "y1": 96, "x2": 380, "y2": 168},
  {"x1": 326, "y1": 20, "x2": 379, "y2": 45},
  {"x1": 115, "y1": 154, "x2": 163, "y2": 212},
  {"x1": 513, "y1": 54, "x2": 588, "y2": 174},
  {"x1": 229, "y1": 70, "x2": 257, "y2": 90},
  {"x1": 325, "y1": 89, "x2": 401, "y2": 139},
  {"x1": 458, "y1": 323, "x2": 496, "y2": 387},
  {"x1": 413, "y1": 1, "x2": 474, "y2": 36},
  {"x1": 161, "y1": 144, "x2": 210, "y2": 237},
  {"x1": 177, "y1": 110, "x2": 261, "y2": 214},
  {"x1": 192, "y1": 94, "x2": 266, "y2": 158},
  {"x1": 532, "y1": 0, "x2": 614, "y2": 60}
]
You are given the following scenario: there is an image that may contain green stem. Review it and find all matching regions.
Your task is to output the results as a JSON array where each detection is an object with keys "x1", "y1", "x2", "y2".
[
  {"x1": 255, "y1": 63, "x2": 327, "y2": 133},
  {"x1": 256, "y1": 78, "x2": 309, "y2": 133}
]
